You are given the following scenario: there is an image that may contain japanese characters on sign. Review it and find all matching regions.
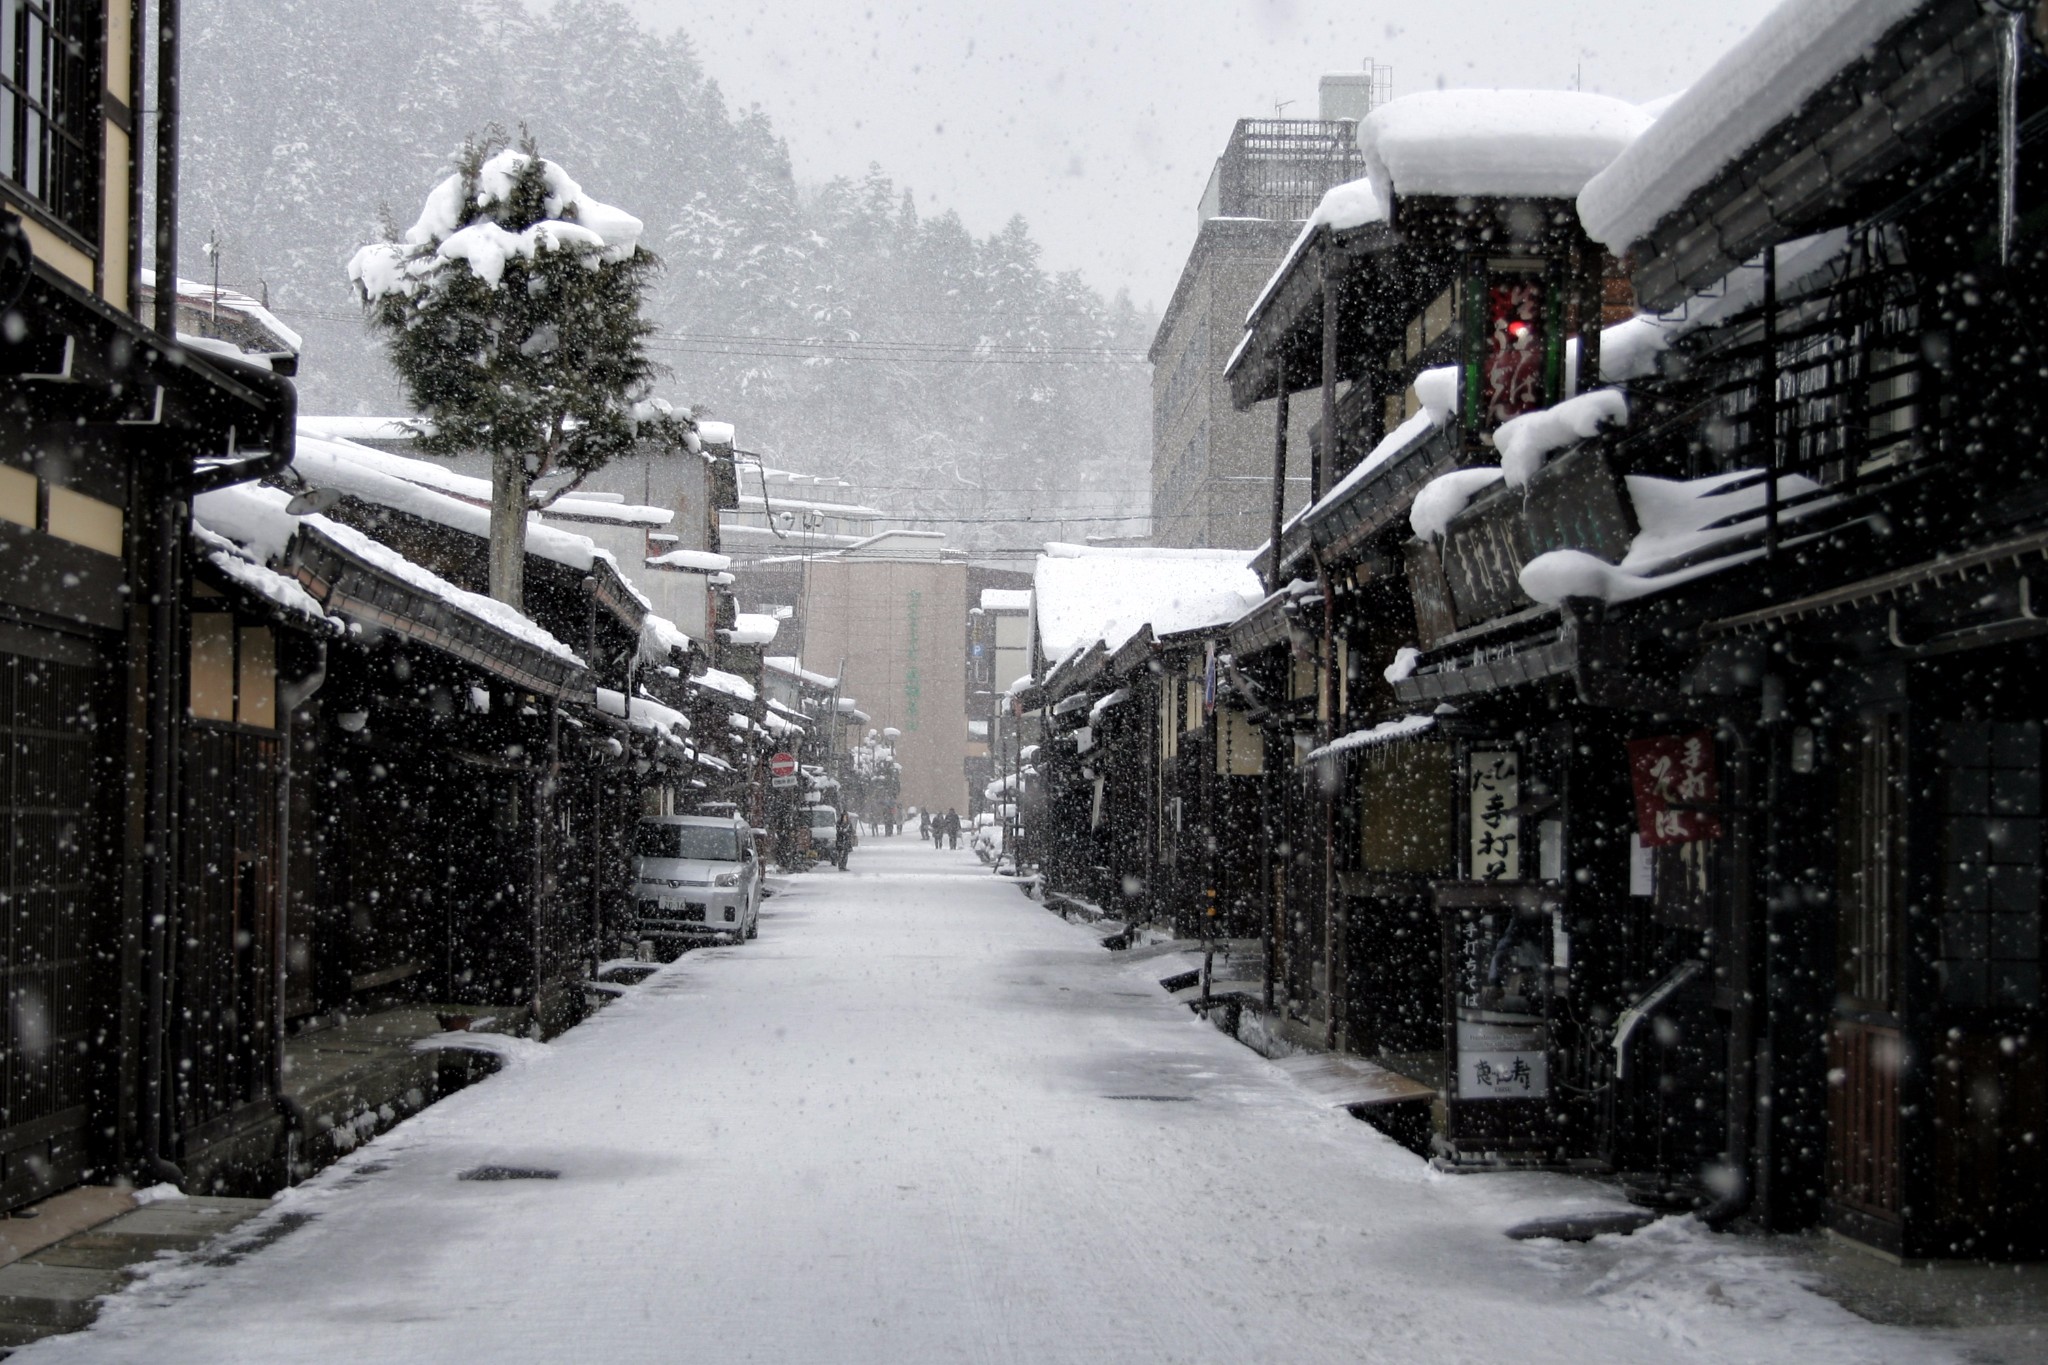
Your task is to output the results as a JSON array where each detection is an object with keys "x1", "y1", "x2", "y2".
[
  {"x1": 1626, "y1": 731, "x2": 1723, "y2": 848},
  {"x1": 1459, "y1": 1050, "x2": 1550, "y2": 1099},
  {"x1": 1468, "y1": 749, "x2": 1520, "y2": 881}
]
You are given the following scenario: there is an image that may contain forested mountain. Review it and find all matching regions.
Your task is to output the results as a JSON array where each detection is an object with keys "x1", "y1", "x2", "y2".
[{"x1": 181, "y1": 0, "x2": 1153, "y2": 548}]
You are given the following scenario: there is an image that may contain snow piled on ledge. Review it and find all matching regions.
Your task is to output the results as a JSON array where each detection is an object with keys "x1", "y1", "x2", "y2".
[
  {"x1": 1410, "y1": 468, "x2": 1504, "y2": 542},
  {"x1": 1496, "y1": 390, "x2": 1629, "y2": 488},
  {"x1": 1518, "y1": 469, "x2": 1829, "y2": 606}
]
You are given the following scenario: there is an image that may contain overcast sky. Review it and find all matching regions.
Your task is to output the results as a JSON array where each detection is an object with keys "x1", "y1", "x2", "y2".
[{"x1": 622, "y1": 0, "x2": 1783, "y2": 312}]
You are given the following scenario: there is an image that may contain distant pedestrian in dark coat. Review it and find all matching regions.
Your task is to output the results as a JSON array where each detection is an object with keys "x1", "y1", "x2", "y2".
[
  {"x1": 918, "y1": 810, "x2": 931, "y2": 842},
  {"x1": 942, "y1": 807, "x2": 962, "y2": 850},
  {"x1": 834, "y1": 809, "x2": 857, "y2": 871}
]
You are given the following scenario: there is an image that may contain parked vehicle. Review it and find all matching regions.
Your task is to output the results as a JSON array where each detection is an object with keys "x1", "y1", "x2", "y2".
[
  {"x1": 630, "y1": 815, "x2": 762, "y2": 948},
  {"x1": 805, "y1": 804, "x2": 839, "y2": 863}
]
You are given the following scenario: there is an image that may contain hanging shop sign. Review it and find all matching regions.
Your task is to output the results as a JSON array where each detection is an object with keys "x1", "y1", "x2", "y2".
[
  {"x1": 1468, "y1": 749, "x2": 1521, "y2": 881},
  {"x1": 1626, "y1": 731, "x2": 1722, "y2": 847}
]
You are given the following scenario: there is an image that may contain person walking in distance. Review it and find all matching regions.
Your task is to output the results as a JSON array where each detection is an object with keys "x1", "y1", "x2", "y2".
[
  {"x1": 834, "y1": 807, "x2": 857, "y2": 871},
  {"x1": 918, "y1": 809, "x2": 931, "y2": 843},
  {"x1": 942, "y1": 807, "x2": 962, "y2": 850}
]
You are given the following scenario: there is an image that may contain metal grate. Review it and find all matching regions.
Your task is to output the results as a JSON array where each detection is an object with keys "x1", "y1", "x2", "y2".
[{"x1": 1211, "y1": 119, "x2": 1366, "y2": 223}]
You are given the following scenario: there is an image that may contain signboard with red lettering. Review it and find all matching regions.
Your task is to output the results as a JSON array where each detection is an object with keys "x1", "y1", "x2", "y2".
[{"x1": 1627, "y1": 731, "x2": 1721, "y2": 847}]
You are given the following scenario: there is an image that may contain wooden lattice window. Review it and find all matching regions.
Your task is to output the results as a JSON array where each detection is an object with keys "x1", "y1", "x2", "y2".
[{"x1": 0, "y1": 0, "x2": 101, "y2": 240}]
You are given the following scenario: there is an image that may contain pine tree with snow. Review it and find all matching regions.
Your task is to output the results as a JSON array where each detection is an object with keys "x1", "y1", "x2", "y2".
[{"x1": 348, "y1": 127, "x2": 692, "y2": 608}]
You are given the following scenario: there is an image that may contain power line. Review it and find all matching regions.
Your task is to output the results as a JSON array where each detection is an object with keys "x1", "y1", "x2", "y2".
[{"x1": 269, "y1": 306, "x2": 1152, "y2": 365}]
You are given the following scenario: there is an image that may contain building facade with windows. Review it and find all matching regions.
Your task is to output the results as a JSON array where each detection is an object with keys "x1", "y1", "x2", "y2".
[{"x1": 1149, "y1": 79, "x2": 1385, "y2": 551}]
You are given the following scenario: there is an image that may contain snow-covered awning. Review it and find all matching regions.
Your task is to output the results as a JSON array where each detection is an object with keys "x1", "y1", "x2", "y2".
[
  {"x1": 1307, "y1": 714, "x2": 1436, "y2": 763},
  {"x1": 693, "y1": 666, "x2": 757, "y2": 704},
  {"x1": 190, "y1": 524, "x2": 342, "y2": 636}
]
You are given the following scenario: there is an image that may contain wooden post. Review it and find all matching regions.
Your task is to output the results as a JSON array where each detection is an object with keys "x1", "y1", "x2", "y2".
[
  {"x1": 1578, "y1": 242, "x2": 1604, "y2": 394},
  {"x1": 1762, "y1": 247, "x2": 1780, "y2": 559},
  {"x1": 1316, "y1": 551, "x2": 1340, "y2": 1050},
  {"x1": 1318, "y1": 255, "x2": 1340, "y2": 500},
  {"x1": 1267, "y1": 357, "x2": 1289, "y2": 594}
]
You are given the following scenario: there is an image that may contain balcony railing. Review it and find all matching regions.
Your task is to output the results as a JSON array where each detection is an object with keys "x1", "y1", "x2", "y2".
[{"x1": 1202, "y1": 119, "x2": 1366, "y2": 225}]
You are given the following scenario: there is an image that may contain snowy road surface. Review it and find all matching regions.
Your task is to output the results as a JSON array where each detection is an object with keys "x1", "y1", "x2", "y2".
[{"x1": 31, "y1": 838, "x2": 1963, "y2": 1364}]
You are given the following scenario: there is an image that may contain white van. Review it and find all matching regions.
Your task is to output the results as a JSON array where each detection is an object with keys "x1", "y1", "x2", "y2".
[{"x1": 631, "y1": 814, "x2": 762, "y2": 946}]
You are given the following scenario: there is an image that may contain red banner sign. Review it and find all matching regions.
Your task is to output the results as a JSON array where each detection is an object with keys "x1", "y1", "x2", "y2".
[{"x1": 1627, "y1": 731, "x2": 1721, "y2": 847}]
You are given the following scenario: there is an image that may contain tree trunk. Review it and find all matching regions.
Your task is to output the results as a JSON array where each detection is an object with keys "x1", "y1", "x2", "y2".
[{"x1": 490, "y1": 448, "x2": 529, "y2": 609}]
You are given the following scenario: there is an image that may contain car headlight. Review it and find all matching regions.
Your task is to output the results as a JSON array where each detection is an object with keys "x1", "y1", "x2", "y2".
[{"x1": 714, "y1": 872, "x2": 740, "y2": 888}]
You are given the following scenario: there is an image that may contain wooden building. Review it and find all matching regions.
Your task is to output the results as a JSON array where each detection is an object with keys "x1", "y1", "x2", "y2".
[{"x1": 0, "y1": 0, "x2": 299, "y2": 1208}]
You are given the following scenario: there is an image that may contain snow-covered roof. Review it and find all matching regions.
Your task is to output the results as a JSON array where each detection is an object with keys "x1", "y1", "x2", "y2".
[
  {"x1": 764, "y1": 656, "x2": 838, "y2": 690},
  {"x1": 540, "y1": 494, "x2": 673, "y2": 527},
  {"x1": 693, "y1": 667, "x2": 757, "y2": 703},
  {"x1": 1358, "y1": 89, "x2": 1651, "y2": 203},
  {"x1": 193, "y1": 482, "x2": 584, "y2": 664},
  {"x1": 300, "y1": 415, "x2": 424, "y2": 445},
  {"x1": 733, "y1": 492, "x2": 886, "y2": 520},
  {"x1": 839, "y1": 530, "x2": 945, "y2": 559},
  {"x1": 1240, "y1": 177, "x2": 1387, "y2": 333},
  {"x1": 646, "y1": 548, "x2": 731, "y2": 573},
  {"x1": 1577, "y1": 0, "x2": 1924, "y2": 253},
  {"x1": 596, "y1": 687, "x2": 692, "y2": 745},
  {"x1": 1308, "y1": 714, "x2": 1437, "y2": 762},
  {"x1": 1410, "y1": 469, "x2": 1506, "y2": 543},
  {"x1": 191, "y1": 524, "x2": 340, "y2": 633},
  {"x1": 980, "y1": 588, "x2": 1032, "y2": 612},
  {"x1": 727, "y1": 614, "x2": 779, "y2": 646},
  {"x1": 1272, "y1": 366, "x2": 1458, "y2": 545},
  {"x1": 141, "y1": 269, "x2": 303, "y2": 354},
  {"x1": 1032, "y1": 543, "x2": 1264, "y2": 661},
  {"x1": 292, "y1": 430, "x2": 631, "y2": 582},
  {"x1": 639, "y1": 614, "x2": 694, "y2": 666}
]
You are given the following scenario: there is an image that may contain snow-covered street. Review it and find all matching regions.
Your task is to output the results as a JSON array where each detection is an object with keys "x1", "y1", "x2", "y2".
[{"x1": 18, "y1": 837, "x2": 1960, "y2": 1365}]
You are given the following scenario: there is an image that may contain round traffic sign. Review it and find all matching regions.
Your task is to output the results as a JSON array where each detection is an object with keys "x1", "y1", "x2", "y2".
[{"x1": 769, "y1": 751, "x2": 798, "y2": 778}]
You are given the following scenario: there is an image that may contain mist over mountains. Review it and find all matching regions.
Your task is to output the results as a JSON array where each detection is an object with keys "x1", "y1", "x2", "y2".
[{"x1": 180, "y1": 0, "x2": 1154, "y2": 548}]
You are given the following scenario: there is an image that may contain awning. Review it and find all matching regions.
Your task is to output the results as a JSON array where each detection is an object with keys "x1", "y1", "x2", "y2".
[
  {"x1": 1704, "y1": 526, "x2": 2048, "y2": 636},
  {"x1": 1393, "y1": 629, "x2": 1578, "y2": 706},
  {"x1": 292, "y1": 523, "x2": 591, "y2": 702},
  {"x1": 1307, "y1": 713, "x2": 1436, "y2": 762}
]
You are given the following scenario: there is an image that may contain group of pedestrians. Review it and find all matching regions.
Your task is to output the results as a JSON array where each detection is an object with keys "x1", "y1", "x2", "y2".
[{"x1": 917, "y1": 807, "x2": 962, "y2": 850}]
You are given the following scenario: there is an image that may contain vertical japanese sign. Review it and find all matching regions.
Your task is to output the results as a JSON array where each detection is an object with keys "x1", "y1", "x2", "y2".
[
  {"x1": 1627, "y1": 731, "x2": 1721, "y2": 847},
  {"x1": 903, "y1": 589, "x2": 921, "y2": 732},
  {"x1": 1468, "y1": 749, "x2": 1520, "y2": 881},
  {"x1": 1483, "y1": 276, "x2": 1546, "y2": 426}
]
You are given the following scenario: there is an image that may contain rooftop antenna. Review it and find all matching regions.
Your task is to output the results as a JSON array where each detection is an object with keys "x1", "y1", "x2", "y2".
[{"x1": 1273, "y1": 98, "x2": 1295, "y2": 118}]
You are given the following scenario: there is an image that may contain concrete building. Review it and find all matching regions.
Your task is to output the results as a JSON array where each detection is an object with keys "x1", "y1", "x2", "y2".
[
  {"x1": 777, "y1": 531, "x2": 971, "y2": 816},
  {"x1": 1149, "y1": 73, "x2": 1388, "y2": 550}
]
